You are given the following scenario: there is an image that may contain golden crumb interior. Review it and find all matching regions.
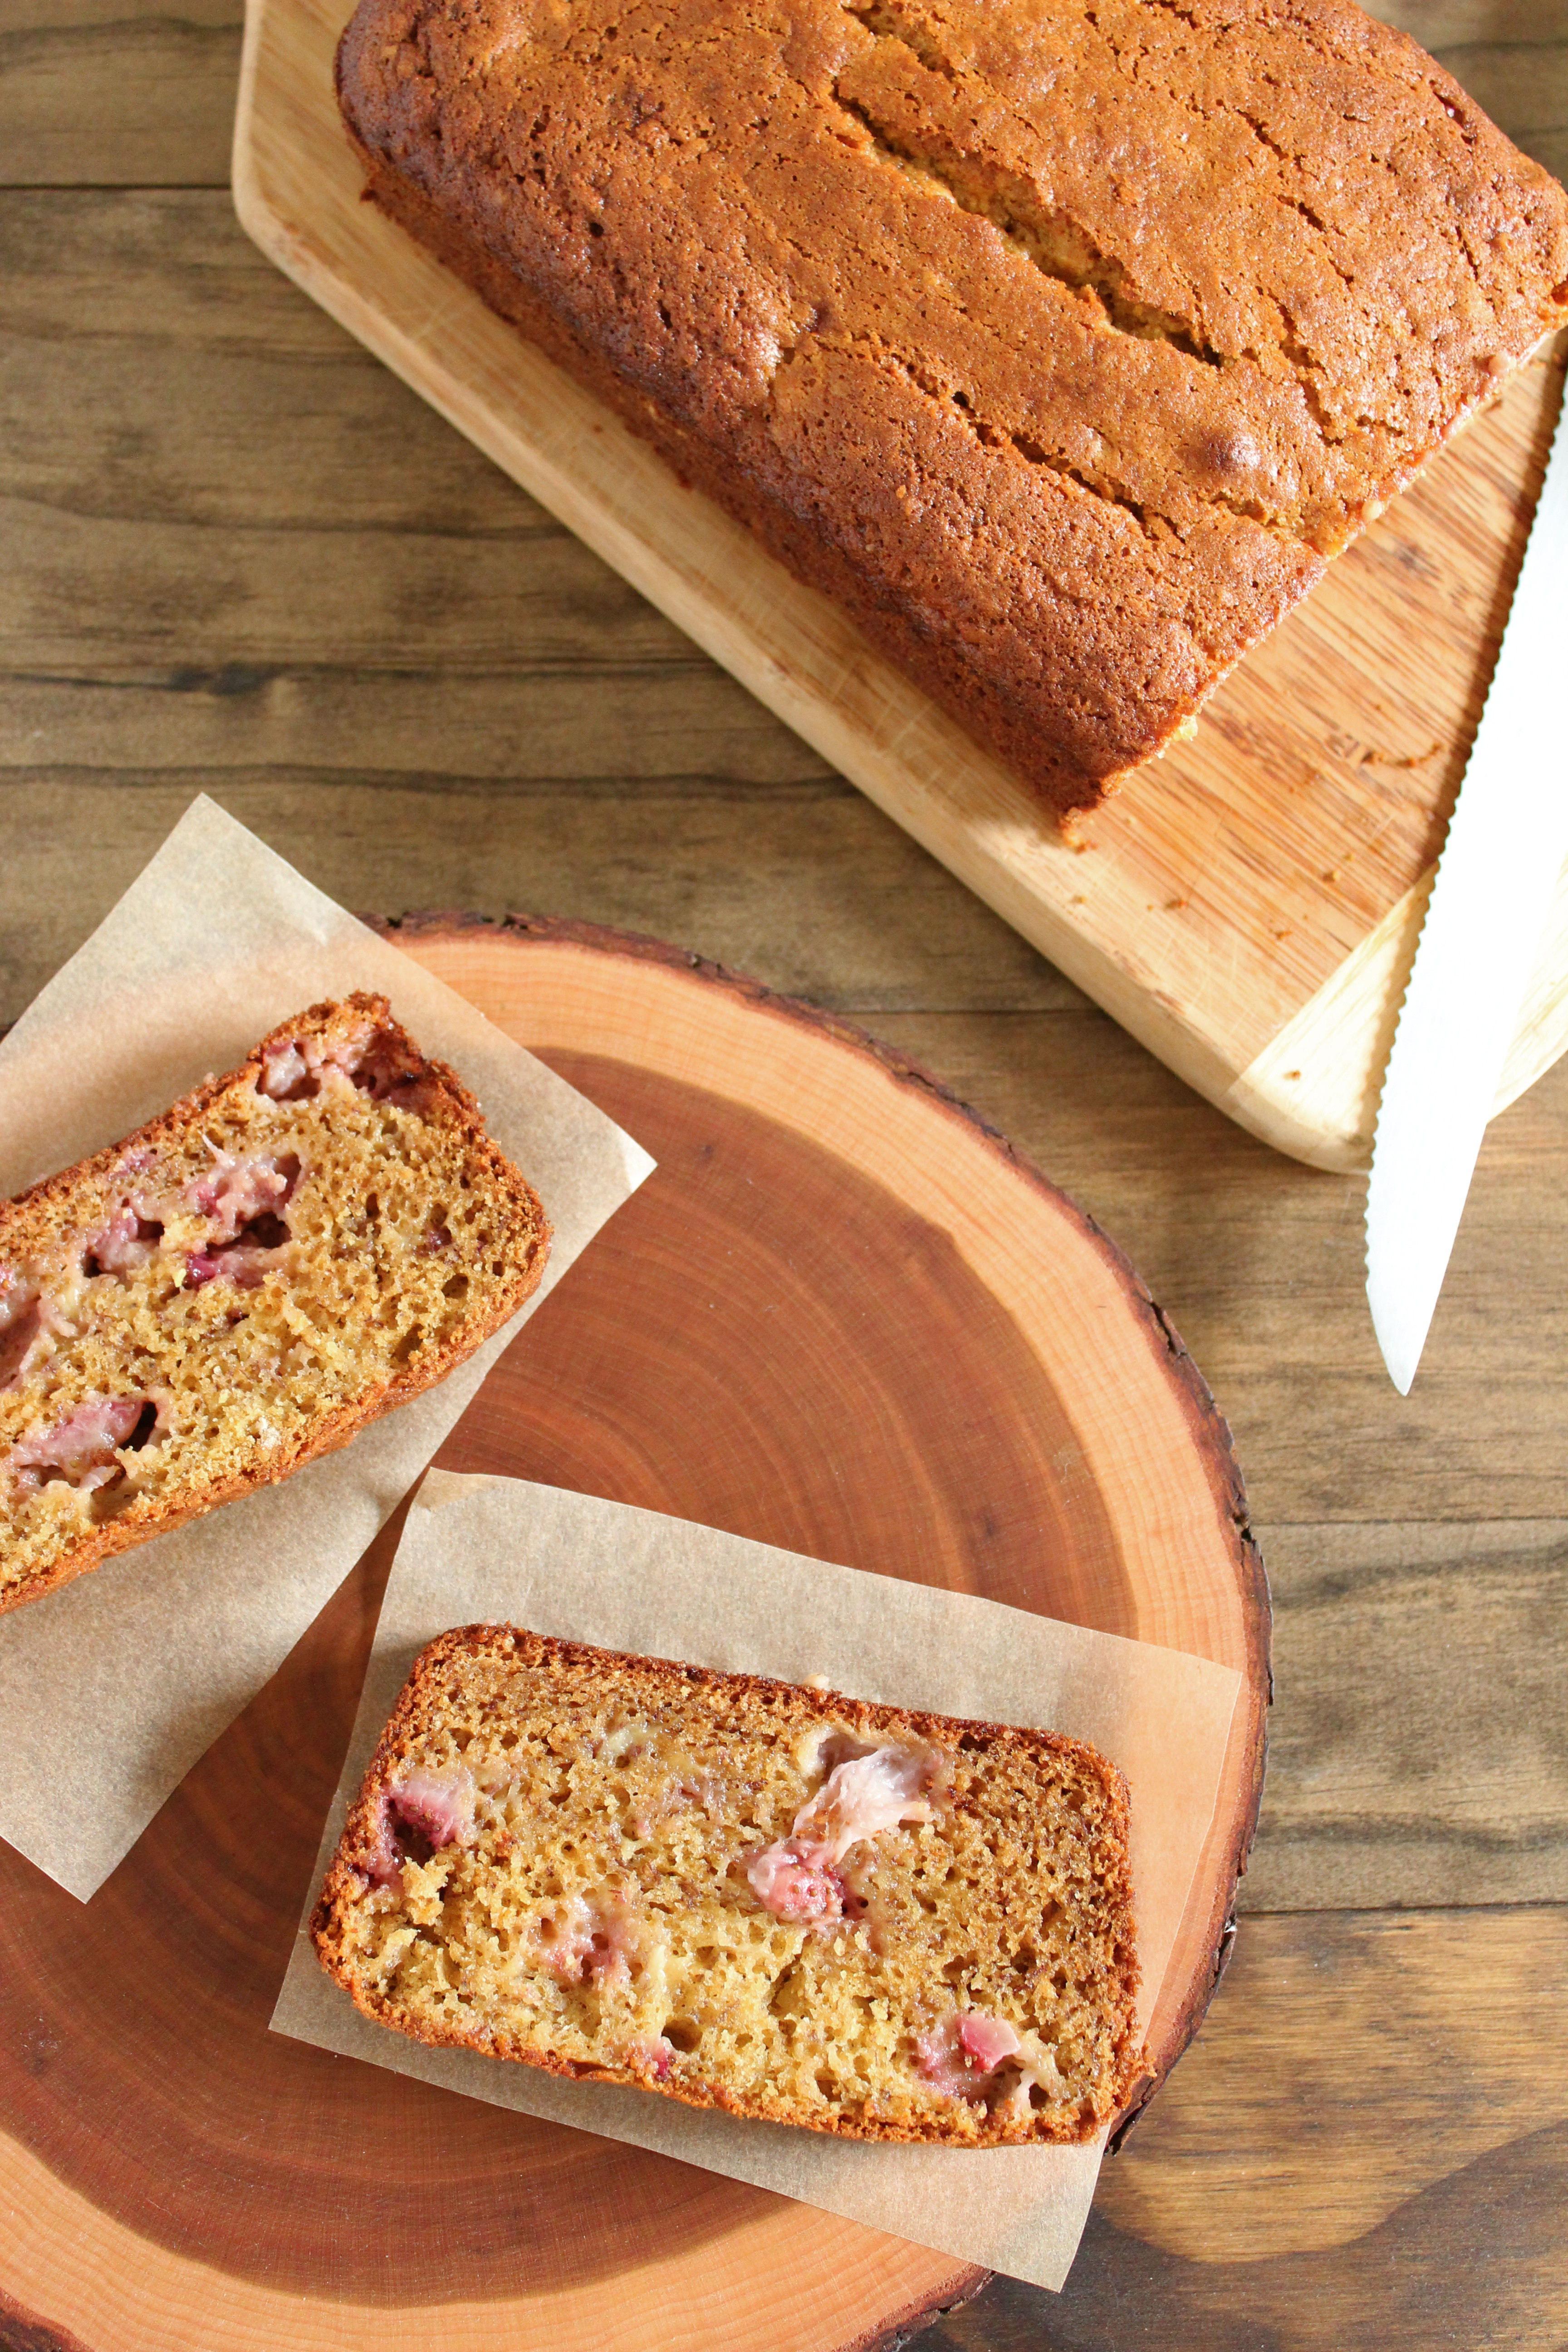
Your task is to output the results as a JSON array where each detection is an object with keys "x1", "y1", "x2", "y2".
[
  {"x1": 314, "y1": 1632, "x2": 1142, "y2": 2145},
  {"x1": 0, "y1": 1000, "x2": 546, "y2": 1602}
]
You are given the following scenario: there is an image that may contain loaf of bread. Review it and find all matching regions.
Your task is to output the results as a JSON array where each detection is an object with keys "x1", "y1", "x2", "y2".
[
  {"x1": 0, "y1": 996, "x2": 549, "y2": 1614},
  {"x1": 311, "y1": 1626, "x2": 1142, "y2": 2144},
  {"x1": 336, "y1": 0, "x2": 1568, "y2": 821}
]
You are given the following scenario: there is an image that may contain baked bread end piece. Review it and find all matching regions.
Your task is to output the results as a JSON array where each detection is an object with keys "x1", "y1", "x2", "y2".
[{"x1": 313, "y1": 1627, "x2": 1145, "y2": 2145}]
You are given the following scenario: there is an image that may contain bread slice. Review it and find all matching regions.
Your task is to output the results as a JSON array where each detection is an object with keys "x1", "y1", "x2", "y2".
[
  {"x1": 0, "y1": 995, "x2": 549, "y2": 1615},
  {"x1": 311, "y1": 1626, "x2": 1143, "y2": 2144}
]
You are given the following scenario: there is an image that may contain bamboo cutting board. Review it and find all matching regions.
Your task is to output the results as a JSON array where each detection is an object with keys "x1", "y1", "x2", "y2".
[
  {"x1": 232, "y1": 0, "x2": 1568, "y2": 1171},
  {"x1": 0, "y1": 919, "x2": 1268, "y2": 2352}
]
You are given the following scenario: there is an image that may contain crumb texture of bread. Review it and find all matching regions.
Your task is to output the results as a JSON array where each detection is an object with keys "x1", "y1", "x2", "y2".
[
  {"x1": 311, "y1": 1627, "x2": 1143, "y2": 2145},
  {"x1": 0, "y1": 996, "x2": 550, "y2": 1612},
  {"x1": 334, "y1": 0, "x2": 1568, "y2": 818}
]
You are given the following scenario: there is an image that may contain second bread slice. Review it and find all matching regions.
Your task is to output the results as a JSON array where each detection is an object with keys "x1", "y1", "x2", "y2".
[
  {"x1": 0, "y1": 995, "x2": 550, "y2": 1612},
  {"x1": 312, "y1": 1627, "x2": 1143, "y2": 2144}
]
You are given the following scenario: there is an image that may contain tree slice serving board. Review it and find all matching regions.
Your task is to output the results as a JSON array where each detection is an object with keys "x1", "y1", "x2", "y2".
[
  {"x1": 229, "y1": 0, "x2": 1568, "y2": 1173},
  {"x1": 0, "y1": 918, "x2": 1265, "y2": 2352}
]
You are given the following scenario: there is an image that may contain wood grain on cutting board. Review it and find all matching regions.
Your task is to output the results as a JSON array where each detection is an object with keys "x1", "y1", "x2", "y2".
[{"x1": 231, "y1": 0, "x2": 1568, "y2": 1169}]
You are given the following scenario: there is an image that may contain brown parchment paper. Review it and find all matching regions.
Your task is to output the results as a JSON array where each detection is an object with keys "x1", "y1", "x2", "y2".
[
  {"x1": 0, "y1": 798, "x2": 653, "y2": 1901},
  {"x1": 273, "y1": 1470, "x2": 1243, "y2": 2292}
]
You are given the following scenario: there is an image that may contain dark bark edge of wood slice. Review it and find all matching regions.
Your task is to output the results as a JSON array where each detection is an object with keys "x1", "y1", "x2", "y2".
[{"x1": 0, "y1": 909, "x2": 1267, "y2": 2352}]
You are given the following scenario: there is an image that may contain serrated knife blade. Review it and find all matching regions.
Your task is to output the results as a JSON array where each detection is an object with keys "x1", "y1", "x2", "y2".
[{"x1": 1366, "y1": 368, "x2": 1568, "y2": 1394}]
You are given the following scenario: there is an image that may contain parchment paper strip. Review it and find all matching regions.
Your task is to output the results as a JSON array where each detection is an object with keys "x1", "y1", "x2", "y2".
[
  {"x1": 0, "y1": 799, "x2": 654, "y2": 1900},
  {"x1": 273, "y1": 1470, "x2": 1242, "y2": 2291}
]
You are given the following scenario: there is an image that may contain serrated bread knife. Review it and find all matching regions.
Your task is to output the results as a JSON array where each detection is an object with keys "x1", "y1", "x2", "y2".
[{"x1": 1366, "y1": 369, "x2": 1568, "y2": 1394}]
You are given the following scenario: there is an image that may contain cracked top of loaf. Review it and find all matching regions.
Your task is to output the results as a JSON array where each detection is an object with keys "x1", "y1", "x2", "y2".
[{"x1": 337, "y1": 0, "x2": 1568, "y2": 816}]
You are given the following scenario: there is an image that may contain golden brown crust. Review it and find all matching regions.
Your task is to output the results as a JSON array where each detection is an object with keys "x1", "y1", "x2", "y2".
[
  {"x1": 334, "y1": 0, "x2": 1568, "y2": 820},
  {"x1": 312, "y1": 1625, "x2": 1145, "y2": 2145},
  {"x1": 0, "y1": 997, "x2": 550, "y2": 1613}
]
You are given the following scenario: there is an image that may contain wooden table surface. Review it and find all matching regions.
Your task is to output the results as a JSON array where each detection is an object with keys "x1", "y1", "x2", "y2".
[{"x1": 2, "y1": 5, "x2": 1566, "y2": 2345}]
